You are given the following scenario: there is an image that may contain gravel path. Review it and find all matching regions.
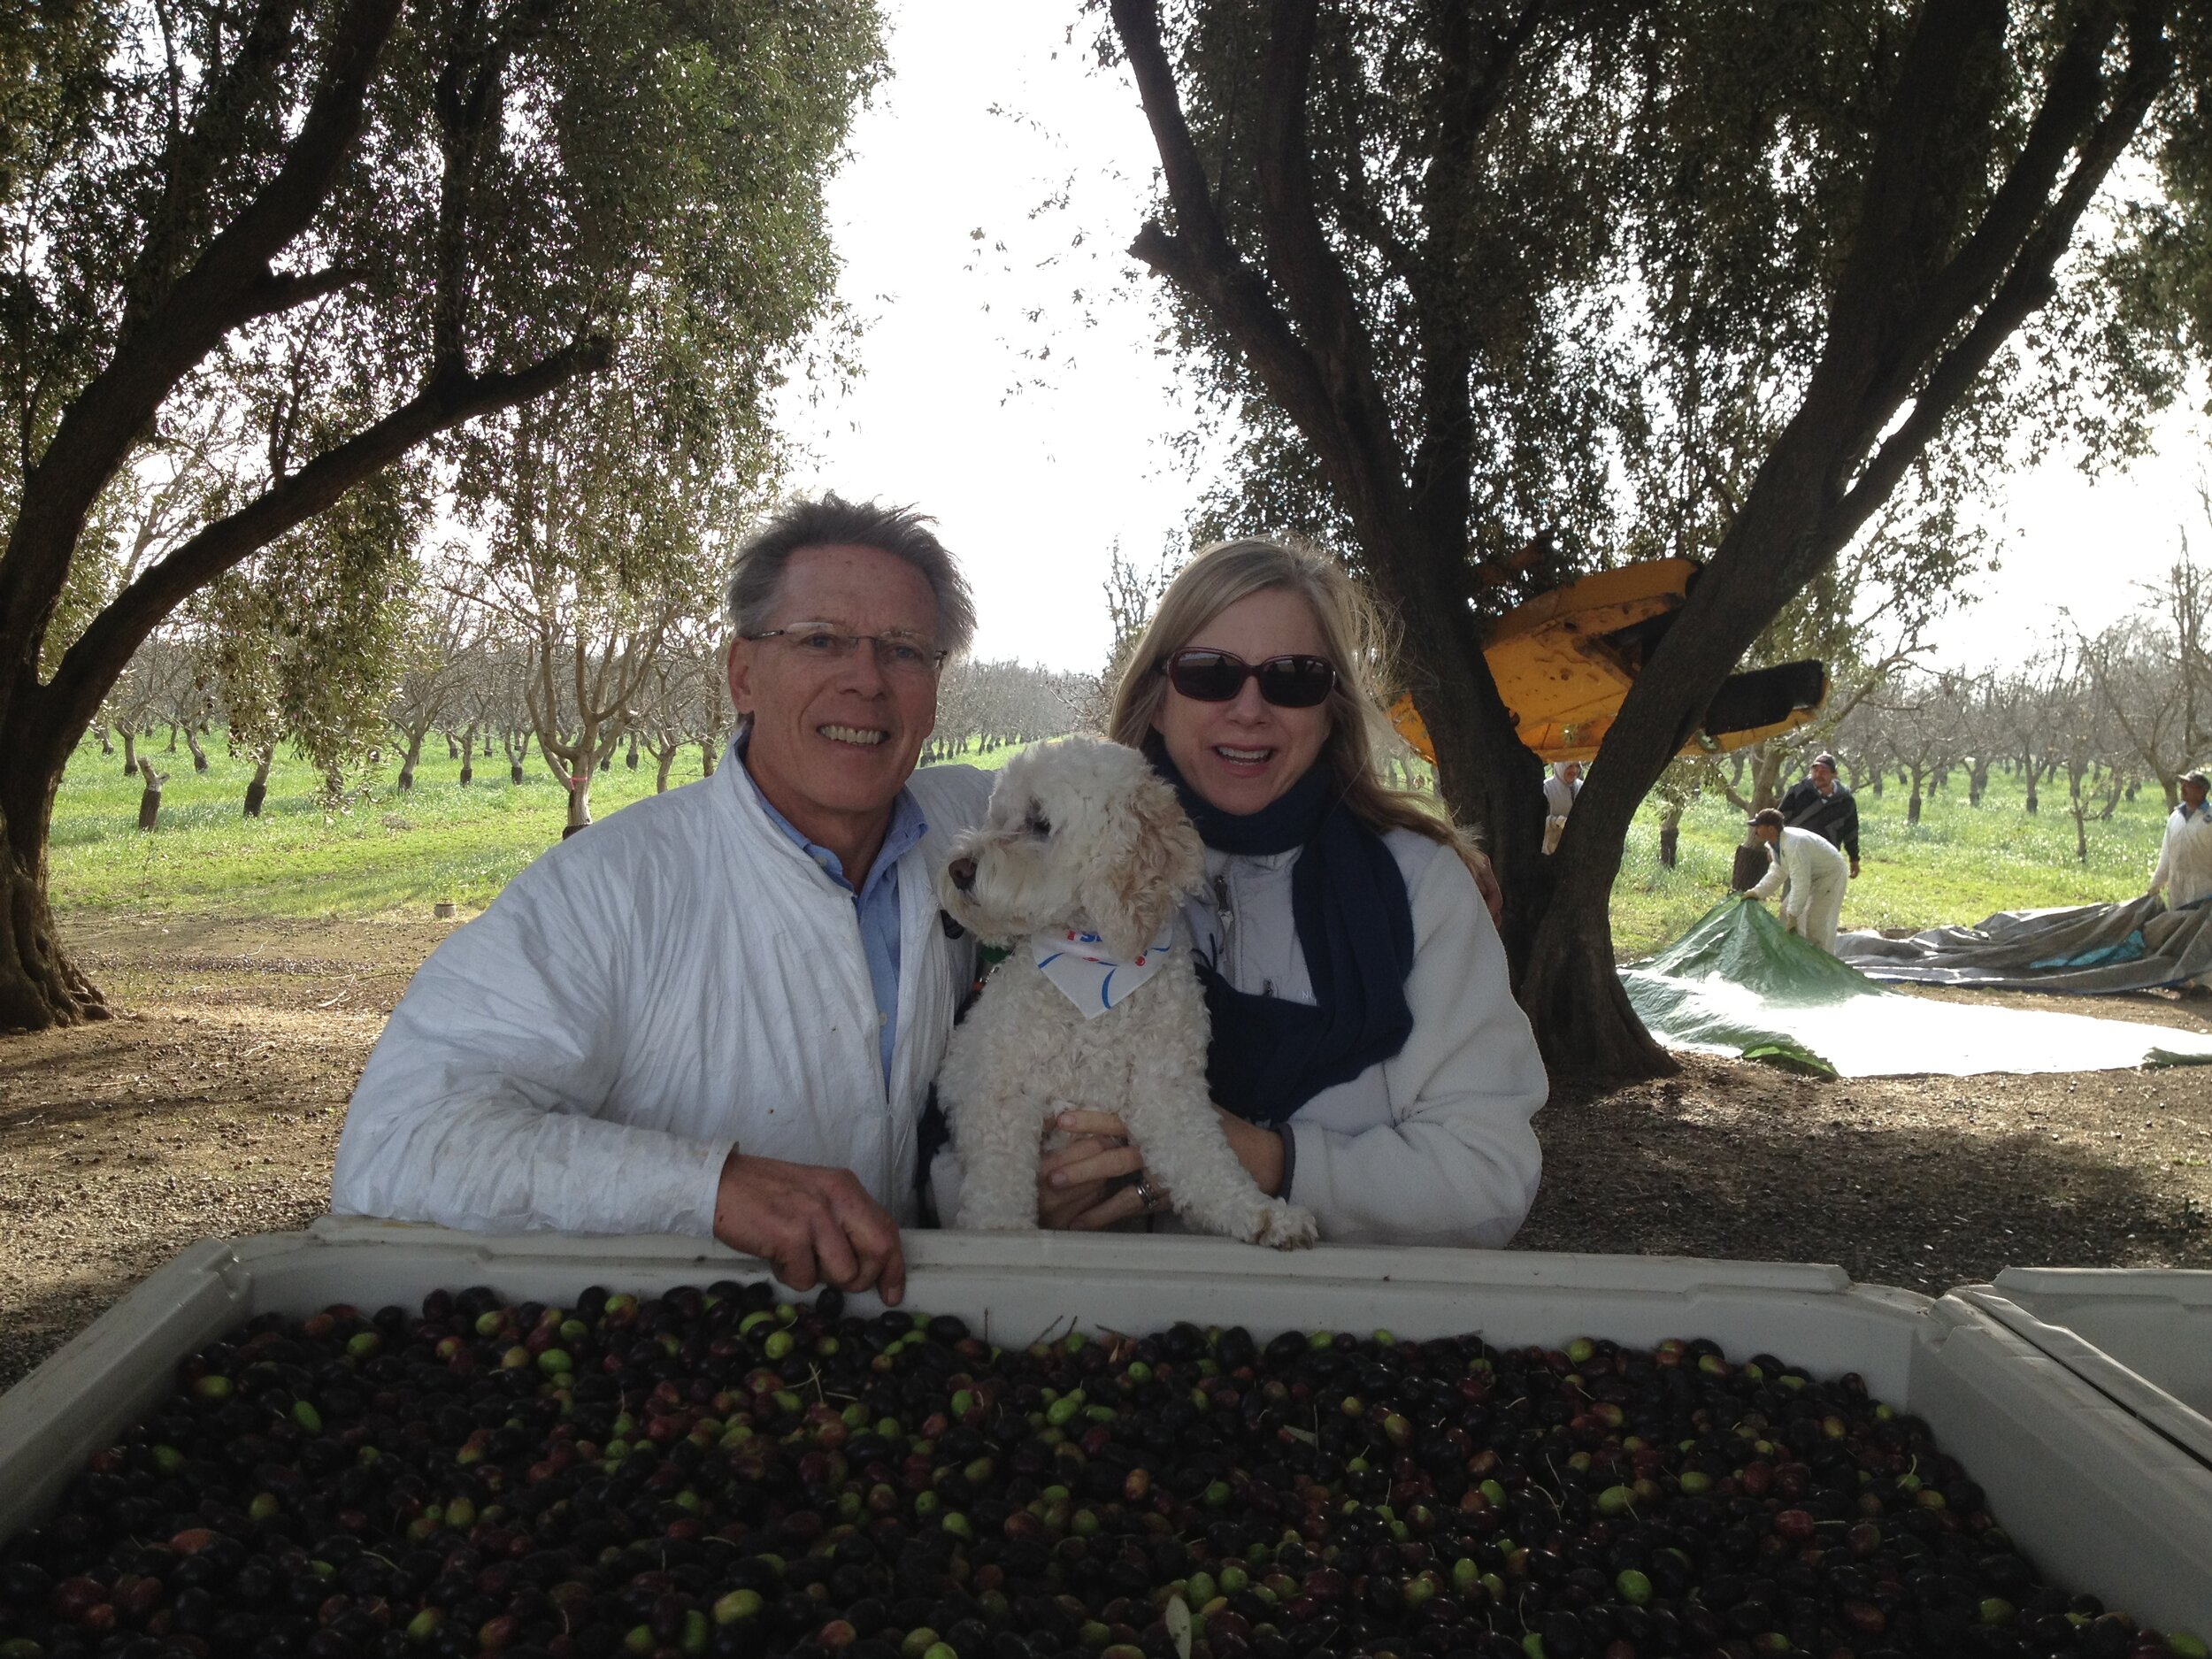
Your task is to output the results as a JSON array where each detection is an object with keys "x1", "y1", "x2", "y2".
[{"x1": 3, "y1": 915, "x2": 2209, "y2": 1393}]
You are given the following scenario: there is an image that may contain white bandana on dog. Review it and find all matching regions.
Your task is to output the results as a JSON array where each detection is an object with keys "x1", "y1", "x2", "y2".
[{"x1": 1033, "y1": 928, "x2": 1174, "y2": 1019}]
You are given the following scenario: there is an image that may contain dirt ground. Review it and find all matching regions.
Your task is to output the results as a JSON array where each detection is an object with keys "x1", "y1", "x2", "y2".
[{"x1": 3, "y1": 913, "x2": 2210, "y2": 1394}]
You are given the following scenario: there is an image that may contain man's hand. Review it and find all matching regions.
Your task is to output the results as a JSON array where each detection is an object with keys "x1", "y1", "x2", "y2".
[
  {"x1": 1849, "y1": 860, "x2": 1861, "y2": 879},
  {"x1": 1469, "y1": 850, "x2": 1504, "y2": 926},
  {"x1": 713, "y1": 1150, "x2": 905, "y2": 1306}
]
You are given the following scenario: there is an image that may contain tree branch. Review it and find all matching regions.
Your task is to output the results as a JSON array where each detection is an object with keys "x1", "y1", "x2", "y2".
[
  {"x1": 0, "y1": 0, "x2": 403, "y2": 708},
  {"x1": 32, "y1": 337, "x2": 611, "y2": 772},
  {"x1": 1111, "y1": 0, "x2": 1351, "y2": 498},
  {"x1": 1851, "y1": 2, "x2": 2131, "y2": 438},
  {"x1": 1827, "y1": 20, "x2": 2170, "y2": 544}
]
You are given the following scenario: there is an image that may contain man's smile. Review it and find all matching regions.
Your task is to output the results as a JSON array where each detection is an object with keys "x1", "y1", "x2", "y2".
[{"x1": 819, "y1": 724, "x2": 888, "y2": 747}]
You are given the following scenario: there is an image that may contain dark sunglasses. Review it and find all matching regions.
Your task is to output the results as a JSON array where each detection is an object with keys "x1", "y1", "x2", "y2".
[{"x1": 1158, "y1": 648, "x2": 1339, "y2": 709}]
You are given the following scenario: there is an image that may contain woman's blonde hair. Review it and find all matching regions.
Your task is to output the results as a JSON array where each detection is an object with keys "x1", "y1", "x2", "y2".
[{"x1": 1105, "y1": 538, "x2": 1471, "y2": 855}]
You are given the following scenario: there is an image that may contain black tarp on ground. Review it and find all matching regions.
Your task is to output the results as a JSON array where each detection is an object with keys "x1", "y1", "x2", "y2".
[{"x1": 1835, "y1": 894, "x2": 2212, "y2": 993}]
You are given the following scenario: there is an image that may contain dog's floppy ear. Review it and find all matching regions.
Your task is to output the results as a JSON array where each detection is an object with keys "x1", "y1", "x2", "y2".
[{"x1": 1082, "y1": 768, "x2": 1206, "y2": 962}]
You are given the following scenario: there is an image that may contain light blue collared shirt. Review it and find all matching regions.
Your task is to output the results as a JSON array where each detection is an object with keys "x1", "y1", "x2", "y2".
[{"x1": 740, "y1": 744, "x2": 927, "y2": 1088}]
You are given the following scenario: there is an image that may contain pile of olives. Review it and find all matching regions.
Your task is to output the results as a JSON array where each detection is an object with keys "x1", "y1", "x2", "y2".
[{"x1": 0, "y1": 1279, "x2": 2204, "y2": 1659}]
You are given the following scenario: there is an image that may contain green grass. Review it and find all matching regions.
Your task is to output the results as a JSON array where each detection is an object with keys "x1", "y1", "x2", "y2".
[
  {"x1": 49, "y1": 733, "x2": 2170, "y2": 954},
  {"x1": 47, "y1": 731, "x2": 1028, "y2": 918},
  {"x1": 1610, "y1": 766, "x2": 2167, "y2": 960}
]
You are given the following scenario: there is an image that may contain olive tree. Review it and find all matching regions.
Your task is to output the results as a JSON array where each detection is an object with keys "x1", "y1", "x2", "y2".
[
  {"x1": 1106, "y1": 0, "x2": 2194, "y2": 1074},
  {"x1": 0, "y1": 0, "x2": 884, "y2": 1030}
]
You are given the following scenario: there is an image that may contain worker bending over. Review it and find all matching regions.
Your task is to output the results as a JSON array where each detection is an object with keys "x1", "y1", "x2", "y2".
[{"x1": 1745, "y1": 805, "x2": 1851, "y2": 954}]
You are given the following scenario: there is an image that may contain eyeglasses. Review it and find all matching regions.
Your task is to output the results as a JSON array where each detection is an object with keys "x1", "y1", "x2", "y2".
[
  {"x1": 1158, "y1": 648, "x2": 1338, "y2": 709},
  {"x1": 744, "y1": 623, "x2": 949, "y2": 680}
]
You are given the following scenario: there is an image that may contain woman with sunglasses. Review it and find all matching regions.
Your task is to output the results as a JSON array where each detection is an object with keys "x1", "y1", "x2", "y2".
[{"x1": 1040, "y1": 537, "x2": 1547, "y2": 1245}]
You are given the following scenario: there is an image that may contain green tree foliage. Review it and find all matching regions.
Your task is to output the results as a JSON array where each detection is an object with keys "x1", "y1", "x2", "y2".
[
  {"x1": 0, "y1": 0, "x2": 885, "y2": 1031},
  {"x1": 1105, "y1": 0, "x2": 2202, "y2": 1073}
]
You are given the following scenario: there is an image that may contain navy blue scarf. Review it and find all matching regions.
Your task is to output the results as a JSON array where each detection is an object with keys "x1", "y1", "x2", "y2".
[{"x1": 1156, "y1": 753, "x2": 1417, "y2": 1125}]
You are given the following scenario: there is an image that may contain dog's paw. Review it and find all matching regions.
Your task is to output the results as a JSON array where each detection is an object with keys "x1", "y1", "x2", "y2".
[{"x1": 1256, "y1": 1202, "x2": 1318, "y2": 1250}]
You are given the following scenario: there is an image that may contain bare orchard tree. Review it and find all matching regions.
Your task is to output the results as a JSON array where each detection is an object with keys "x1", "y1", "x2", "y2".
[
  {"x1": 101, "y1": 648, "x2": 167, "y2": 780},
  {"x1": 1850, "y1": 670, "x2": 1974, "y2": 828},
  {"x1": 456, "y1": 263, "x2": 776, "y2": 832},
  {"x1": 386, "y1": 580, "x2": 487, "y2": 791},
  {"x1": 1990, "y1": 656, "x2": 2085, "y2": 818},
  {"x1": 138, "y1": 634, "x2": 218, "y2": 772},
  {"x1": 469, "y1": 644, "x2": 538, "y2": 787},
  {"x1": 2083, "y1": 553, "x2": 2212, "y2": 809},
  {"x1": 2040, "y1": 648, "x2": 2129, "y2": 862},
  {"x1": 634, "y1": 626, "x2": 732, "y2": 795}
]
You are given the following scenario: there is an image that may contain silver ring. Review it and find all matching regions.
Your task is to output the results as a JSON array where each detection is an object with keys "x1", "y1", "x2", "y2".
[{"x1": 1132, "y1": 1175, "x2": 1163, "y2": 1215}]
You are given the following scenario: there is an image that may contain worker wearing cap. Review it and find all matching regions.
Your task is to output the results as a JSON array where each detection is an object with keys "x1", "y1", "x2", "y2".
[
  {"x1": 2149, "y1": 769, "x2": 2212, "y2": 910},
  {"x1": 1745, "y1": 805, "x2": 1852, "y2": 953}
]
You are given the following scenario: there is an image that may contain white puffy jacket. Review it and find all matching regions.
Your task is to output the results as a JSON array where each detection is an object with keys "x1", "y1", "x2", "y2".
[{"x1": 330, "y1": 759, "x2": 991, "y2": 1238}]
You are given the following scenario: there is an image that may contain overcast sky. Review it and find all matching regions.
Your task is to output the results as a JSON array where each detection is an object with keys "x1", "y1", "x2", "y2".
[{"x1": 775, "y1": 2, "x2": 2212, "y2": 678}]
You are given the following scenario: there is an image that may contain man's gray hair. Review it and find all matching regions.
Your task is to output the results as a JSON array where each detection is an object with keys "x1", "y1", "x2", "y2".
[{"x1": 726, "y1": 493, "x2": 977, "y2": 657}]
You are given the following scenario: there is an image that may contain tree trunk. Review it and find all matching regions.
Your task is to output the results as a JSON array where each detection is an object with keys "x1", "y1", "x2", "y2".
[
  {"x1": 242, "y1": 755, "x2": 272, "y2": 818},
  {"x1": 120, "y1": 730, "x2": 137, "y2": 775},
  {"x1": 184, "y1": 726, "x2": 208, "y2": 772},
  {"x1": 510, "y1": 759, "x2": 525, "y2": 785},
  {"x1": 0, "y1": 764, "x2": 107, "y2": 1030},
  {"x1": 96, "y1": 722, "x2": 111, "y2": 755},
  {"x1": 396, "y1": 727, "x2": 424, "y2": 791},
  {"x1": 700, "y1": 738, "x2": 718, "y2": 777},
  {"x1": 654, "y1": 747, "x2": 674, "y2": 793},
  {"x1": 1731, "y1": 842, "x2": 1770, "y2": 892},
  {"x1": 457, "y1": 720, "x2": 477, "y2": 786},
  {"x1": 1516, "y1": 876, "x2": 1676, "y2": 1079},
  {"x1": 165, "y1": 723, "x2": 178, "y2": 752},
  {"x1": 626, "y1": 733, "x2": 639, "y2": 770},
  {"x1": 1749, "y1": 744, "x2": 1786, "y2": 811},
  {"x1": 1907, "y1": 764, "x2": 1923, "y2": 826},
  {"x1": 1969, "y1": 757, "x2": 1989, "y2": 806},
  {"x1": 135, "y1": 758, "x2": 165, "y2": 831},
  {"x1": 563, "y1": 728, "x2": 597, "y2": 831},
  {"x1": 446, "y1": 733, "x2": 459, "y2": 759}
]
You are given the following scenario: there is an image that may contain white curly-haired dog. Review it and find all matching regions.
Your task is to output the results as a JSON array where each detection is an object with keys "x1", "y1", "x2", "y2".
[{"x1": 935, "y1": 736, "x2": 1317, "y2": 1248}]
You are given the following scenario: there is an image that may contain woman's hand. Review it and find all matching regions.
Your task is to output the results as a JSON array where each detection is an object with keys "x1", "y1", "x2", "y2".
[
  {"x1": 1037, "y1": 1107, "x2": 1287, "y2": 1231},
  {"x1": 1039, "y1": 1109, "x2": 1147, "y2": 1230},
  {"x1": 1211, "y1": 1108, "x2": 1286, "y2": 1195}
]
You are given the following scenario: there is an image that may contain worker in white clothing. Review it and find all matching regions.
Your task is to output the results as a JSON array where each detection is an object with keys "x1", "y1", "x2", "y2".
[
  {"x1": 1541, "y1": 761, "x2": 1580, "y2": 855},
  {"x1": 2148, "y1": 769, "x2": 2212, "y2": 910},
  {"x1": 1745, "y1": 805, "x2": 1852, "y2": 953}
]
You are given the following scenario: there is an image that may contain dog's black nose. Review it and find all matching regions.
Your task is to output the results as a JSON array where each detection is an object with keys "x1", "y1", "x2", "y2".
[{"x1": 949, "y1": 856, "x2": 977, "y2": 892}]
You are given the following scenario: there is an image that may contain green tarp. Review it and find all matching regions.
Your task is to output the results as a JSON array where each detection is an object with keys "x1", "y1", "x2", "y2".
[{"x1": 1622, "y1": 896, "x2": 2212, "y2": 1078}]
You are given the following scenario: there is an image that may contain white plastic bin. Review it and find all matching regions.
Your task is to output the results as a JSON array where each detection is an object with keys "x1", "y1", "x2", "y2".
[
  {"x1": 3, "y1": 1222, "x2": 2210, "y2": 1631},
  {"x1": 1956, "y1": 1267, "x2": 2212, "y2": 1471}
]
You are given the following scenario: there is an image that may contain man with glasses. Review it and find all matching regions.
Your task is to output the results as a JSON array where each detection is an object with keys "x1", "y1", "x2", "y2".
[{"x1": 334, "y1": 495, "x2": 994, "y2": 1307}]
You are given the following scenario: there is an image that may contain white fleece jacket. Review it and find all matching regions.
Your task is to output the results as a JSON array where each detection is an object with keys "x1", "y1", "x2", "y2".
[
  {"x1": 329, "y1": 759, "x2": 991, "y2": 1238},
  {"x1": 1187, "y1": 832, "x2": 1547, "y2": 1246}
]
